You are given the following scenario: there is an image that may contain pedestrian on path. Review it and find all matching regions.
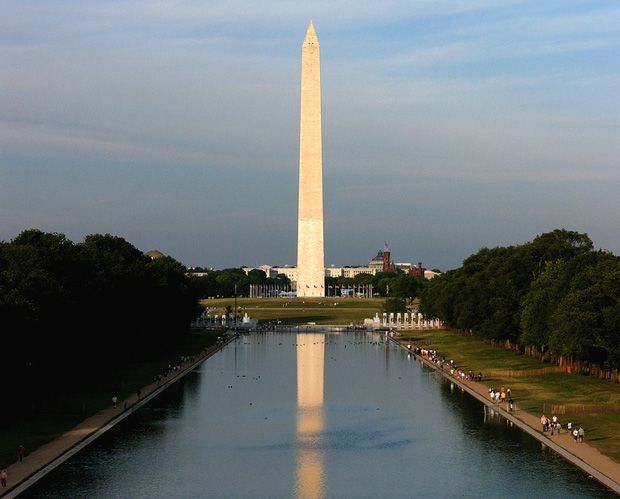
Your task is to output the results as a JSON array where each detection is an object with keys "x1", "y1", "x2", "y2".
[
  {"x1": 578, "y1": 427, "x2": 585, "y2": 442},
  {"x1": 17, "y1": 445, "x2": 24, "y2": 462},
  {"x1": 1, "y1": 469, "x2": 7, "y2": 487},
  {"x1": 112, "y1": 396, "x2": 118, "y2": 408}
]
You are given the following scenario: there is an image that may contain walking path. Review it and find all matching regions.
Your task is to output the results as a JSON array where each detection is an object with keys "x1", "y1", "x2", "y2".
[
  {"x1": 391, "y1": 337, "x2": 620, "y2": 495},
  {"x1": 0, "y1": 332, "x2": 235, "y2": 498}
]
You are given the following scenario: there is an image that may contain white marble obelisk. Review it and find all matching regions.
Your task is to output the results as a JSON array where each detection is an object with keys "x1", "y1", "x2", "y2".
[{"x1": 296, "y1": 21, "x2": 325, "y2": 298}]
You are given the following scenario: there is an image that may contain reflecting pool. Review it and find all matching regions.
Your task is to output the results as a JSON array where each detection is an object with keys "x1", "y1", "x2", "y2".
[{"x1": 24, "y1": 331, "x2": 615, "y2": 498}]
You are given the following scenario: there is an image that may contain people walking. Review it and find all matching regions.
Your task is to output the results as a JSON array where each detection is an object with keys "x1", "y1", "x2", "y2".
[
  {"x1": 541, "y1": 414, "x2": 548, "y2": 432},
  {"x1": 578, "y1": 427, "x2": 585, "y2": 443},
  {"x1": 1, "y1": 469, "x2": 7, "y2": 487},
  {"x1": 17, "y1": 445, "x2": 24, "y2": 462},
  {"x1": 112, "y1": 396, "x2": 118, "y2": 408}
]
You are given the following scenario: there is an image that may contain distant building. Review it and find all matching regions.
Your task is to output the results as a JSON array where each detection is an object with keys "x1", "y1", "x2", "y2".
[
  {"x1": 237, "y1": 251, "x2": 440, "y2": 288},
  {"x1": 382, "y1": 243, "x2": 396, "y2": 273},
  {"x1": 409, "y1": 262, "x2": 426, "y2": 278},
  {"x1": 368, "y1": 251, "x2": 385, "y2": 271},
  {"x1": 341, "y1": 267, "x2": 376, "y2": 278},
  {"x1": 394, "y1": 262, "x2": 412, "y2": 273},
  {"x1": 241, "y1": 264, "x2": 378, "y2": 286},
  {"x1": 368, "y1": 244, "x2": 396, "y2": 273},
  {"x1": 145, "y1": 249, "x2": 165, "y2": 260},
  {"x1": 424, "y1": 270, "x2": 441, "y2": 280},
  {"x1": 242, "y1": 265, "x2": 279, "y2": 279},
  {"x1": 326, "y1": 266, "x2": 342, "y2": 278},
  {"x1": 272, "y1": 266, "x2": 298, "y2": 282}
]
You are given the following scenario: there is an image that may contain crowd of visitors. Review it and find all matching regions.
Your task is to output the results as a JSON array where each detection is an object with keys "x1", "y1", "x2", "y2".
[
  {"x1": 407, "y1": 345, "x2": 483, "y2": 383},
  {"x1": 405, "y1": 342, "x2": 589, "y2": 442},
  {"x1": 540, "y1": 415, "x2": 585, "y2": 441},
  {"x1": 488, "y1": 386, "x2": 515, "y2": 411}
]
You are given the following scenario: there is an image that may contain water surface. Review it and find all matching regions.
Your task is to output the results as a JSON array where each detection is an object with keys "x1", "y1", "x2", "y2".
[{"x1": 24, "y1": 331, "x2": 614, "y2": 498}]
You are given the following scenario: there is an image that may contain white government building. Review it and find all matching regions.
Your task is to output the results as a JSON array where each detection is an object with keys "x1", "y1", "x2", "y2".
[{"x1": 243, "y1": 264, "x2": 440, "y2": 283}]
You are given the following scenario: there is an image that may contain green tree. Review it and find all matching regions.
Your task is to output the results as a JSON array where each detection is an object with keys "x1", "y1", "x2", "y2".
[
  {"x1": 520, "y1": 260, "x2": 570, "y2": 350},
  {"x1": 383, "y1": 297, "x2": 407, "y2": 313},
  {"x1": 390, "y1": 274, "x2": 424, "y2": 299},
  {"x1": 0, "y1": 229, "x2": 202, "y2": 422},
  {"x1": 352, "y1": 273, "x2": 374, "y2": 286},
  {"x1": 247, "y1": 269, "x2": 267, "y2": 285},
  {"x1": 548, "y1": 254, "x2": 620, "y2": 366},
  {"x1": 419, "y1": 229, "x2": 597, "y2": 343}
]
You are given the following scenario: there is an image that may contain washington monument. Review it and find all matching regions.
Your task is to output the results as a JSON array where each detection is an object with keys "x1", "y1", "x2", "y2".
[{"x1": 296, "y1": 21, "x2": 325, "y2": 297}]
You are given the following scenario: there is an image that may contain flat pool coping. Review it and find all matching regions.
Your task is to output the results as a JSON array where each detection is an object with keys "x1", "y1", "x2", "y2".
[{"x1": 389, "y1": 336, "x2": 620, "y2": 495}]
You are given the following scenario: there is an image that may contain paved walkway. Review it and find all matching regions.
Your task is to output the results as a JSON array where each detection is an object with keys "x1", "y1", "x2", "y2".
[
  {"x1": 0, "y1": 333, "x2": 234, "y2": 498},
  {"x1": 392, "y1": 337, "x2": 620, "y2": 495}
]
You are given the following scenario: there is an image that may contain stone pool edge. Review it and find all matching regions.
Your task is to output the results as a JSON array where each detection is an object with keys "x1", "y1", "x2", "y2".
[{"x1": 388, "y1": 336, "x2": 620, "y2": 496}]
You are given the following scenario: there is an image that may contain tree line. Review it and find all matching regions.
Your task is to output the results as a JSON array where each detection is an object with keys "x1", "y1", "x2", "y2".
[
  {"x1": 190, "y1": 267, "x2": 427, "y2": 300},
  {"x1": 326, "y1": 272, "x2": 425, "y2": 298},
  {"x1": 190, "y1": 268, "x2": 291, "y2": 297},
  {"x1": 0, "y1": 229, "x2": 203, "y2": 420},
  {"x1": 420, "y1": 229, "x2": 620, "y2": 368}
]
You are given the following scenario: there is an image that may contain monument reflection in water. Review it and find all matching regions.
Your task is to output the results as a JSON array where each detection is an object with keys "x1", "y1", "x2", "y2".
[{"x1": 296, "y1": 333, "x2": 325, "y2": 499}]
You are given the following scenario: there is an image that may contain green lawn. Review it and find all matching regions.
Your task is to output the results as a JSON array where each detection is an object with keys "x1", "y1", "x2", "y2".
[
  {"x1": 202, "y1": 297, "x2": 384, "y2": 324},
  {"x1": 399, "y1": 329, "x2": 620, "y2": 461},
  {"x1": 0, "y1": 330, "x2": 221, "y2": 468}
]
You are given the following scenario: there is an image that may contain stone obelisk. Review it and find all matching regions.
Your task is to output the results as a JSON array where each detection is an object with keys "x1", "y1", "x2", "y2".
[{"x1": 296, "y1": 21, "x2": 325, "y2": 298}]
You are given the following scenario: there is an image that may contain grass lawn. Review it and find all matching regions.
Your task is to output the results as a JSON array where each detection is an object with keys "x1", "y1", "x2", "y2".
[
  {"x1": 400, "y1": 329, "x2": 620, "y2": 462},
  {"x1": 201, "y1": 297, "x2": 384, "y2": 325},
  {"x1": 0, "y1": 330, "x2": 221, "y2": 468}
]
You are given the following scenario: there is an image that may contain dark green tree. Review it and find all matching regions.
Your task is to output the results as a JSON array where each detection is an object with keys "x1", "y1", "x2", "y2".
[{"x1": 383, "y1": 297, "x2": 407, "y2": 314}]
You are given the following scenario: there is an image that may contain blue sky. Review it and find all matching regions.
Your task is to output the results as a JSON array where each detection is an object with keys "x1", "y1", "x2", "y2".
[{"x1": 2, "y1": 1, "x2": 619, "y2": 270}]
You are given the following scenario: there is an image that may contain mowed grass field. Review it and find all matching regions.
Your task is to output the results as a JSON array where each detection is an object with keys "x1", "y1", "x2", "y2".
[
  {"x1": 400, "y1": 329, "x2": 620, "y2": 462},
  {"x1": 201, "y1": 297, "x2": 384, "y2": 325}
]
